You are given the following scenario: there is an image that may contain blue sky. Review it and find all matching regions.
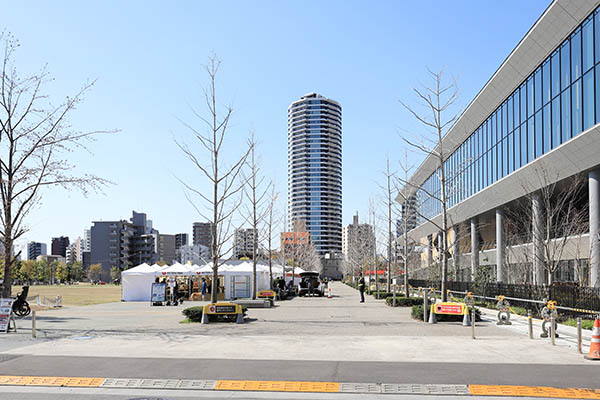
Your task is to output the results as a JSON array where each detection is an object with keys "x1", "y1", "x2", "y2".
[{"x1": 3, "y1": 0, "x2": 550, "y2": 251}]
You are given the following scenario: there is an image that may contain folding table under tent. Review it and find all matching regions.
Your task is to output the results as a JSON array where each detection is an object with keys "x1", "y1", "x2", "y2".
[{"x1": 121, "y1": 263, "x2": 167, "y2": 301}]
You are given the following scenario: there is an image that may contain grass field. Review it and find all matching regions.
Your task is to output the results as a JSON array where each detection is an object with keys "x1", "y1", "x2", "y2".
[{"x1": 12, "y1": 283, "x2": 122, "y2": 307}]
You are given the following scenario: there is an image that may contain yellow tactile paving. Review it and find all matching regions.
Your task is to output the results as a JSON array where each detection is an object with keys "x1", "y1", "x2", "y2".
[
  {"x1": 0, "y1": 375, "x2": 104, "y2": 387},
  {"x1": 470, "y1": 384, "x2": 600, "y2": 399},
  {"x1": 215, "y1": 379, "x2": 340, "y2": 393}
]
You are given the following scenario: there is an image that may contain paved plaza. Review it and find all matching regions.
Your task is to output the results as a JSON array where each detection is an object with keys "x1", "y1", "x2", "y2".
[{"x1": 0, "y1": 282, "x2": 598, "y2": 399}]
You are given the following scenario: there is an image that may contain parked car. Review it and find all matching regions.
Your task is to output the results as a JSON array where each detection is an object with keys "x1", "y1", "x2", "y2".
[{"x1": 297, "y1": 272, "x2": 323, "y2": 297}]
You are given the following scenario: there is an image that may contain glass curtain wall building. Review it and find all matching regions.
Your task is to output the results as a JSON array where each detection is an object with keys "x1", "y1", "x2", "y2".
[
  {"x1": 404, "y1": 0, "x2": 600, "y2": 287},
  {"x1": 287, "y1": 93, "x2": 342, "y2": 255},
  {"x1": 419, "y1": 5, "x2": 600, "y2": 222}
]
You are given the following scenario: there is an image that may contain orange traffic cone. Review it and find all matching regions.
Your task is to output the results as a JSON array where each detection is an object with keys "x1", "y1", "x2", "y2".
[{"x1": 584, "y1": 318, "x2": 600, "y2": 360}]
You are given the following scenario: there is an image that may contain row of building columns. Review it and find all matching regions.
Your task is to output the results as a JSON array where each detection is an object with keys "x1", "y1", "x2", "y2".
[{"x1": 463, "y1": 169, "x2": 600, "y2": 287}]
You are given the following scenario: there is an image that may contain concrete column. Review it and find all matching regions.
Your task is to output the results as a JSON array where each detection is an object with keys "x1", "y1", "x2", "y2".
[
  {"x1": 471, "y1": 218, "x2": 479, "y2": 281},
  {"x1": 426, "y1": 235, "x2": 432, "y2": 268},
  {"x1": 452, "y1": 225, "x2": 460, "y2": 280},
  {"x1": 532, "y1": 192, "x2": 546, "y2": 285},
  {"x1": 496, "y1": 209, "x2": 505, "y2": 283},
  {"x1": 590, "y1": 169, "x2": 600, "y2": 287}
]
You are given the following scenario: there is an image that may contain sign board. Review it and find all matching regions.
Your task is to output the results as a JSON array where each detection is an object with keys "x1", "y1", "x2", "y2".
[
  {"x1": 257, "y1": 290, "x2": 275, "y2": 299},
  {"x1": 0, "y1": 298, "x2": 14, "y2": 333},
  {"x1": 168, "y1": 277, "x2": 176, "y2": 288},
  {"x1": 151, "y1": 283, "x2": 166, "y2": 303},
  {"x1": 231, "y1": 276, "x2": 250, "y2": 299},
  {"x1": 431, "y1": 302, "x2": 467, "y2": 316},
  {"x1": 203, "y1": 302, "x2": 241, "y2": 315}
]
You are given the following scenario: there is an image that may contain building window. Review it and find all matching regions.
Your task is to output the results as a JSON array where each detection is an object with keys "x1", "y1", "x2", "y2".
[
  {"x1": 572, "y1": 78, "x2": 583, "y2": 136},
  {"x1": 561, "y1": 89, "x2": 571, "y2": 143},
  {"x1": 583, "y1": 69, "x2": 595, "y2": 130}
]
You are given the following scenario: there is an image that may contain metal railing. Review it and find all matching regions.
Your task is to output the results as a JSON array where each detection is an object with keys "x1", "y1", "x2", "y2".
[{"x1": 409, "y1": 279, "x2": 600, "y2": 315}]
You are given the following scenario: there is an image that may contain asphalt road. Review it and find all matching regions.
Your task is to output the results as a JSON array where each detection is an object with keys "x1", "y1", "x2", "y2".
[{"x1": 0, "y1": 355, "x2": 597, "y2": 389}]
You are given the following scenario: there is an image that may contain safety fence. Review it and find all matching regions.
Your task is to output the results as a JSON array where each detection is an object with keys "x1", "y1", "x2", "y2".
[{"x1": 408, "y1": 279, "x2": 600, "y2": 315}]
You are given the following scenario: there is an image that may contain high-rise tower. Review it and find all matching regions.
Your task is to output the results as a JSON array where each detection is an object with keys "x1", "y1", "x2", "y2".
[{"x1": 287, "y1": 93, "x2": 342, "y2": 256}]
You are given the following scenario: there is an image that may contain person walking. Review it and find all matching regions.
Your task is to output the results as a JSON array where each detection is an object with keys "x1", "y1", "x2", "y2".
[
  {"x1": 358, "y1": 274, "x2": 365, "y2": 303},
  {"x1": 201, "y1": 278, "x2": 207, "y2": 302}
]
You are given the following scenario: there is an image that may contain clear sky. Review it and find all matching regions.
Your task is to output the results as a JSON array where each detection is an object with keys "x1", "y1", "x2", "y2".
[{"x1": 3, "y1": 0, "x2": 550, "y2": 252}]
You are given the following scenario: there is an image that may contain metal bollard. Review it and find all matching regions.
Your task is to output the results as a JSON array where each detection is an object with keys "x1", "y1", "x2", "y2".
[
  {"x1": 423, "y1": 292, "x2": 429, "y2": 322},
  {"x1": 577, "y1": 317, "x2": 582, "y2": 354},
  {"x1": 31, "y1": 310, "x2": 36, "y2": 338},
  {"x1": 471, "y1": 308, "x2": 476, "y2": 339},
  {"x1": 393, "y1": 286, "x2": 397, "y2": 307},
  {"x1": 528, "y1": 310, "x2": 533, "y2": 339},
  {"x1": 550, "y1": 315, "x2": 556, "y2": 345}
]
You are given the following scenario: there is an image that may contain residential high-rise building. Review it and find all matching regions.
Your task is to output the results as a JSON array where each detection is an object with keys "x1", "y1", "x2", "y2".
[
  {"x1": 27, "y1": 242, "x2": 47, "y2": 261},
  {"x1": 155, "y1": 234, "x2": 177, "y2": 264},
  {"x1": 342, "y1": 214, "x2": 375, "y2": 261},
  {"x1": 287, "y1": 93, "x2": 342, "y2": 257},
  {"x1": 192, "y1": 222, "x2": 213, "y2": 252},
  {"x1": 51, "y1": 236, "x2": 70, "y2": 257},
  {"x1": 90, "y1": 211, "x2": 158, "y2": 280},
  {"x1": 179, "y1": 244, "x2": 210, "y2": 265},
  {"x1": 83, "y1": 229, "x2": 91, "y2": 252},
  {"x1": 397, "y1": 194, "x2": 418, "y2": 237},
  {"x1": 233, "y1": 228, "x2": 257, "y2": 259},
  {"x1": 175, "y1": 233, "x2": 188, "y2": 250}
]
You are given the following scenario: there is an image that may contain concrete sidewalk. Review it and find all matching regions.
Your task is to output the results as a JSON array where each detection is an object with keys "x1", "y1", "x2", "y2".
[{"x1": 1, "y1": 282, "x2": 596, "y2": 366}]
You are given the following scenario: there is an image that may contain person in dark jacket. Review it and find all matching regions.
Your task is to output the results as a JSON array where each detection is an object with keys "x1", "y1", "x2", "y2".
[{"x1": 358, "y1": 274, "x2": 366, "y2": 303}]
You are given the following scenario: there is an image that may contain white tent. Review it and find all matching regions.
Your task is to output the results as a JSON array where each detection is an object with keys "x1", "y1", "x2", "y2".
[
  {"x1": 121, "y1": 263, "x2": 166, "y2": 301},
  {"x1": 157, "y1": 262, "x2": 197, "y2": 276}
]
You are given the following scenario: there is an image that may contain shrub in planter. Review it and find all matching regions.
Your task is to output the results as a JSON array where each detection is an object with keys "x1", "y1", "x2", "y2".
[
  {"x1": 182, "y1": 306, "x2": 203, "y2": 322},
  {"x1": 386, "y1": 296, "x2": 422, "y2": 307},
  {"x1": 411, "y1": 304, "x2": 424, "y2": 320},
  {"x1": 371, "y1": 291, "x2": 396, "y2": 299}
]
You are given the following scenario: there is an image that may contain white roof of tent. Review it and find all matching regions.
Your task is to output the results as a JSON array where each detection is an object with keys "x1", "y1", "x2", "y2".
[
  {"x1": 122, "y1": 263, "x2": 164, "y2": 276},
  {"x1": 158, "y1": 262, "x2": 197, "y2": 276}
]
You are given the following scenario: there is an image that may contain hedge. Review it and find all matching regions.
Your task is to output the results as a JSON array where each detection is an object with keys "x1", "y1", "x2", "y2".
[
  {"x1": 385, "y1": 297, "x2": 422, "y2": 307},
  {"x1": 182, "y1": 306, "x2": 203, "y2": 322}
]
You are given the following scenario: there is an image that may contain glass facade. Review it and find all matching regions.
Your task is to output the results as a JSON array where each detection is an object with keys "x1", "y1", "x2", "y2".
[{"x1": 418, "y1": 8, "x2": 600, "y2": 223}]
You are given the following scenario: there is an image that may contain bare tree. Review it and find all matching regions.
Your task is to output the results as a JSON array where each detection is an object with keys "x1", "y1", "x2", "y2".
[
  {"x1": 399, "y1": 69, "x2": 461, "y2": 301},
  {"x1": 0, "y1": 34, "x2": 110, "y2": 297},
  {"x1": 376, "y1": 156, "x2": 397, "y2": 293},
  {"x1": 242, "y1": 133, "x2": 271, "y2": 299},
  {"x1": 262, "y1": 185, "x2": 281, "y2": 289},
  {"x1": 176, "y1": 55, "x2": 252, "y2": 303},
  {"x1": 506, "y1": 169, "x2": 587, "y2": 285},
  {"x1": 395, "y1": 149, "x2": 417, "y2": 297}
]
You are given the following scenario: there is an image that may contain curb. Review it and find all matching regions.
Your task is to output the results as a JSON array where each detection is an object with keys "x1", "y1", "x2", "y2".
[{"x1": 0, "y1": 376, "x2": 599, "y2": 398}]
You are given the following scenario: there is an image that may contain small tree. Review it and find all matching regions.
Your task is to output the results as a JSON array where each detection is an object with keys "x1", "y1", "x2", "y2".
[
  {"x1": 18, "y1": 260, "x2": 35, "y2": 284},
  {"x1": 262, "y1": 185, "x2": 281, "y2": 289},
  {"x1": 110, "y1": 266, "x2": 121, "y2": 283},
  {"x1": 69, "y1": 261, "x2": 84, "y2": 282},
  {"x1": 399, "y1": 69, "x2": 461, "y2": 301},
  {"x1": 506, "y1": 169, "x2": 587, "y2": 284},
  {"x1": 176, "y1": 55, "x2": 252, "y2": 303},
  {"x1": 0, "y1": 34, "x2": 110, "y2": 297},
  {"x1": 88, "y1": 264, "x2": 102, "y2": 282},
  {"x1": 56, "y1": 262, "x2": 68, "y2": 283},
  {"x1": 242, "y1": 133, "x2": 271, "y2": 298},
  {"x1": 376, "y1": 156, "x2": 397, "y2": 293}
]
